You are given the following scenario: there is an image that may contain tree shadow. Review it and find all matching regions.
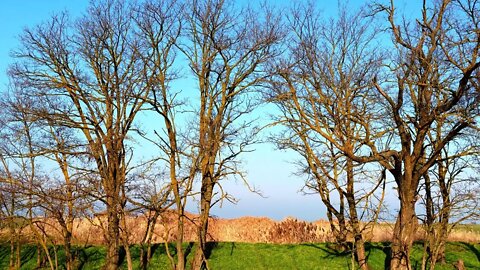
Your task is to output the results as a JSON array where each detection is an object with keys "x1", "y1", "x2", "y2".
[
  {"x1": 20, "y1": 245, "x2": 36, "y2": 268},
  {"x1": 365, "y1": 242, "x2": 391, "y2": 270},
  {"x1": 458, "y1": 242, "x2": 480, "y2": 262},
  {"x1": 229, "y1": 242, "x2": 236, "y2": 256},
  {"x1": 76, "y1": 246, "x2": 102, "y2": 270},
  {"x1": 0, "y1": 244, "x2": 10, "y2": 262},
  {"x1": 184, "y1": 241, "x2": 195, "y2": 259},
  {"x1": 301, "y1": 242, "x2": 350, "y2": 258},
  {"x1": 118, "y1": 245, "x2": 126, "y2": 266},
  {"x1": 149, "y1": 243, "x2": 160, "y2": 258},
  {"x1": 204, "y1": 242, "x2": 218, "y2": 260},
  {"x1": 181, "y1": 242, "x2": 218, "y2": 263}
]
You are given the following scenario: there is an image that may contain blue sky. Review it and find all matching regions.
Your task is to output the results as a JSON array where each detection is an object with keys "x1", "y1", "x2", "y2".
[
  {"x1": 0, "y1": 0, "x2": 423, "y2": 221},
  {"x1": 0, "y1": 0, "x2": 88, "y2": 86}
]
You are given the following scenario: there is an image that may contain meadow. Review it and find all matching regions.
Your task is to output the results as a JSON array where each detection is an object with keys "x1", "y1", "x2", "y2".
[
  {"x1": 0, "y1": 241, "x2": 478, "y2": 269},
  {"x1": 3, "y1": 215, "x2": 480, "y2": 269}
]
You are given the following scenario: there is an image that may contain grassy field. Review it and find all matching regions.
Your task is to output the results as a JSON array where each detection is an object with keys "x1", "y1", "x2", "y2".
[{"x1": 0, "y1": 242, "x2": 478, "y2": 269}]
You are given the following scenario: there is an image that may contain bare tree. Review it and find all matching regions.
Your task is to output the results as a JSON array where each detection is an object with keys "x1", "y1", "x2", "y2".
[
  {"x1": 33, "y1": 135, "x2": 83, "y2": 270},
  {"x1": 0, "y1": 152, "x2": 24, "y2": 269},
  {"x1": 0, "y1": 87, "x2": 92, "y2": 270},
  {"x1": 0, "y1": 90, "x2": 58, "y2": 269},
  {"x1": 7, "y1": 0, "x2": 166, "y2": 268},
  {"x1": 178, "y1": 0, "x2": 283, "y2": 268},
  {"x1": 420, "y1": 129, "x2": 480, "y2": 269},
  {"x1": 35, "y1": 107, "x2": 88, "y2": 270},
  {"x1": 0, "y1": 103, "x2": 26, "y2": 269},
  {"x1": 133, "y1": 1, "x2": 194, "y2": 269},
  {"x1": 129, "y1": 168, "x2": 173, "y2": 270},
  {"x1": 269, "y1": 4, "x2": 385, "y2": 269},
  {"x1": 369, "y1": 0, "x2": 480, "y2": 269}
]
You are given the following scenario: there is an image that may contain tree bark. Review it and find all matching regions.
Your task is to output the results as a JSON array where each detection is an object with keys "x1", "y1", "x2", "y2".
[
  {"x1": 423, "y1": 173, "x2": 435, "y2": 270},
  {"x1": 140, "y1": 211, "x2": 159, "y2": 270},
  {"x1": 105, "y1": 199, "x2": 120, "y2": 270},
  {"x1": 8, "y1": 225, "x2": 17, "y2": 269},
  {"x1": 346, "y1": 158, "x2": 369, "y2": 270},
  {"x1": 9, "y1": 238, "x2": 14, "y2": 269},
  {"x1": 437, "y1": 164, "x2": 450, "y2": 264},
  {"x1": 390, "y1": 193, "x2": 417, "y2": 270},
  {"x1": 16, "y1": 241, "x2": 20, "y2": 269},
  {"x1": 355, "y1": 236, "x2": 369, "y2": 270},
  {"x1": 192, "y1": 182, "x2": 213, "y2": 270},
  {"x1": 64, "y1": 229, "x2": 73, "y2": 270},
  {"x1": 124, "y1": 244, "x2": 133, "y2": 270},
  {"x1": 175, "y1": 216, "x2": 186, "y2": 270}
]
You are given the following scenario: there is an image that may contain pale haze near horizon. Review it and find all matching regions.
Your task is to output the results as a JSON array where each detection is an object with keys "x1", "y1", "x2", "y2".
[{"x1": 0, "y1": 0, "x2": 421, "y2": 221}]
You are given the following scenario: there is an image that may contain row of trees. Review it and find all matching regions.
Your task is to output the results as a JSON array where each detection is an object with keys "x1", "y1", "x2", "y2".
[
  {"x1": 270, "y1": 1, "x2": 480, "y2": 270},
  {"x1": 0, "y1": 0, "x2": 478, "y2": 270}
]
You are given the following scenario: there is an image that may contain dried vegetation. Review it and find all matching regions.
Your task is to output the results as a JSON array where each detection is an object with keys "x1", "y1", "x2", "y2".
[{"x1": 7, "y1": 213, "x2": 480, "y2": 245}]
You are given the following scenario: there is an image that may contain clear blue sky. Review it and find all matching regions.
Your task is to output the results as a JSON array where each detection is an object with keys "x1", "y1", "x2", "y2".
[{"x1": 0, "y1": 0, "x2": 422, "y2": 221}]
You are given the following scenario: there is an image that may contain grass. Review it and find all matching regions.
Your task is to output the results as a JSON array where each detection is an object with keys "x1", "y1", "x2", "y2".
[
  {"x1": 455, "y1": 223, "x2": 480, "y2": 234},
  {"x1": 0, "y1": 242, "x2": 478, "y2": 269}
]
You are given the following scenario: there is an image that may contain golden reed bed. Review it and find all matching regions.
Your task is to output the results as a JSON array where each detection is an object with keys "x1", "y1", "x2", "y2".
[{"x1": 9, "y1": 212, "x2": 480, "y2": 245}]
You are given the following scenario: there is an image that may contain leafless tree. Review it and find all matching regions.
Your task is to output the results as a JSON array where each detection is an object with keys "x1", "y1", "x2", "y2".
[
  {"x1": 0, "y1": 90, "x2": 57, "y2": 269},
  {"x1": 0, "y1": 88, "x2": 92, "y2": 270},
  {"x1": 133, "y1": 0, "x2": 194, "y2": 269},
  {"x1": 420, "y1": 128, "x2": 480, "y2": 269},
  {"x1": 7, "y1": 0, "x2": 168, "y2": 267},
  {"x1": 36, "y1": 108, "x2": 88, "y2": 270},
  {"x1": 268, "y1": 4, "x2": 386, "y2": 269},
  {"x1": 179, "y1": 0, "x2": 283, "y2": 268},
  {"x1": 369, "y1": 0, "x2": 480, "y2": 269},
  {"x1": 0, "y1": 104, "x2": 26, "y2": 269},
  {"x1": 129, "y1": 169, "x2": 172, "y2": 270},
  {"x1": 0, "y1": 152, "x2": 24, "y2": 269}
]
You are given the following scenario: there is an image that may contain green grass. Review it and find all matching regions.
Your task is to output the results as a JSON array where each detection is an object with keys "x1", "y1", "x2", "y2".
[{"x1": 0, "y1": 242, "x2": 478, "y2": 269}]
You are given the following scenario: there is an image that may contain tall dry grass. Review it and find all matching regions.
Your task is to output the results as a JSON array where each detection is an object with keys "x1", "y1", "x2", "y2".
[{"x1": 6, "y1": 213, "x2": 480, "y2": 245}]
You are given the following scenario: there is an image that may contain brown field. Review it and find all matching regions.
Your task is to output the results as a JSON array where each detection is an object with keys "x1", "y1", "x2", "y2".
[{"x1": 8, "y1": 211, "x2": 480, "y2": 245}]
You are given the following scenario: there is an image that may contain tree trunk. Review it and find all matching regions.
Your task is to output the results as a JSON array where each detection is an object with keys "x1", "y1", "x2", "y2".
[
  {"x1": 322, "y1": 186, "x2": 348, "y2": 249},
  {"x1": 64, "y1": 230, "x2": 73, "y2": 270},
  {"x1": 15, "y1": 241, "x2": 20, "y2": 269},
  {"x1": 335, "y1": 216, "x2": 349, "y2": 250},
  {"x1": 348, "y1": 213, "x2": 369, "y2": 270},
  {"x1": 345, "y1": 158, "x2": 369, "y2": 270},
  {"x1": 390, "y1": 196, "x2": 417, "y2": 270},
  {"x1": 355, "y1": 236, "x2": 369, "y2": 270},
  {"x1": 9, "y1": 242, "x2": 13, "y2": 269},
  {"x1": 437, "y1": 165, "x2": 450, "y2": 265},
  {"x1": 423, "y1": 173, "x2": 435, "y2": 269},
  {"x1": 437, "y1": 239, "x2": 446, "y2": 264},
  {"x1": 140, "y1": 242, "x2": 155, "y2": 270},
  {"x1": 37, "y1": 244, "x2": 42, "y2": 268},
  {"x1": 140, "y1": 244, "x2": 148, "y2": 270},
  {"x1": 120, "y1": 208, "x2": 133, "y2": 270},
  {"x1": 124, "y1": 244, "x2": 133, "y2": 270},
  {"x1": 176, "y1": 231, "x2": 186, "y2": 270},
  {"x1": 105, "y1": 200, "x2": 120, "y2": 270},
  {"x1": 53, "y1": 245, "x2": 59, "y2": 270},
  {"x1": 9, "y1": 230, "x2": 15, "y2": 269},
  {"x1": 191, "y1": 182, "x2": 213, "y2": 270},
  {"x1": 140, "y1": 213, "x2": 158, "y2": 270},
  {"x1": 64, "y1": 162, "x2": 75, "y2": 270},
  {"x1": 172, "y1": 178, "x2": 186, "y2": 270},
  {"x1": 424, "y1": 163, "x2": 450, "y2": 269}
]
